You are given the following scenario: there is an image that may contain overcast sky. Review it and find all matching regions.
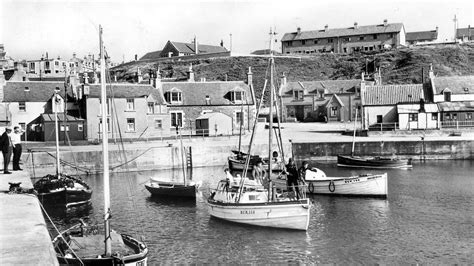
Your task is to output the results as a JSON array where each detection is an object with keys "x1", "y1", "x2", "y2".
[{"x1": 1, "y1": 0, "x2": 473, "y2": 62}]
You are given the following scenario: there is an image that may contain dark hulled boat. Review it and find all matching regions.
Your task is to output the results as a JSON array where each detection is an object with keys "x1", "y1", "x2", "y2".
[
  {"x1": 337, "y1": 155, "x2": 413, "y2": 169},
  {"x1": 34, "y1": 174, "x2": 92, "y2": 207},
  {"x1": 145, "y1": 180, "x2": 197, "y2": 198}
]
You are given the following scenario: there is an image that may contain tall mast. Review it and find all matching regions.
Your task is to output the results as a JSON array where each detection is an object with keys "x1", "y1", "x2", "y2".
[
  {"x1": 54, "y1": 91, "x2": 61, "y2": 176},
  {"x1": 179, "y1": 129, "x2": 187, "y2": 186},
  {"x1": 351, "y1": 107, "x2": 358, "y2": 156},
  {"x1": 100, "y1": 25, "x2": 112, "y2": 256},
  {"x1": 268, "y1": 28, "x2": 276, "y2": 183}
]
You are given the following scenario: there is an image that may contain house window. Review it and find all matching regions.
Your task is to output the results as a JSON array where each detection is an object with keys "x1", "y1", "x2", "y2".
[
  {"x1": 99, "y1": 118, "x2": 111, "y2": 132},
  {"x1": 294, "y1": 90, "x2": 304, "y2": 101},
  {"x1": 126, "y1": 99, "x2": 135, "y2": 111},
  {"x1": 431, "y1": 113, "x2": 438, "y2": 121},
  {"x1": 328, "y1": 38, "x2": 333, "y2": 43},
  {"x1": 147, "y1": 102, "x2": 155, "y2": 114},
  {"x1": 343, "y1": 37, "x2": 350, "y2": 42},
  {"x1": 127, "y1": 118, "x2": 135, "y2": 131},
  {"x1": 45, "y1": 61, "x2": 50, "y2": 69},
  {"x1": 60, "y1": 125, "x2": 70, "y2": 132},
  {"x1": 390, "y1": 33, "x2": 394, "y2": 38},
  {"x1": 19, "y1": 102, "x2": 26, "y2": 111},
  {"x1": 445, "y1": 113, "x2": 451, "y2": 120},
  {"x1": 236, "y1": 111, "x2": 244, "y2": 125},
  {"x1": 373, "y1": 34, "x2": 377, "y2": 39},
  {"x1": 287, "y1": 41, "x2": 292, "y2": 47},
  {"x1": 55, "y1": 61, "x2": 59, "y2": 66},
  {"x1": 377, "y1": 115, "x2": 383, "y2": 123},
  {"x1": 171, "y1": 112, "x2": 183, "y2": 127},
  {"x1": 467, "y1": 113, "x2": 472, "y2": 120},
  {"x1": 154, "y1": 119, "x2": 163, "y2": 129},
  {"x1": 313, "y1": 40, "x2": 318, "y2": 44},
  {"x1": 444, "y1": 91, "x2": 451, "y2": 102},
  {"x1": 452, "y1": 113, "x2": 457, "y2": 120},
  {"x1": 166, "y1": 90, "x2": 183, "y2": 104},
  {"x1": 409, "y1": 113, "x2": 418, "y2": 122},
  {"x1": 330, "y1": 107, "x2": 337, "y2": 117},
  {"x1": 29, "y1": 62, "x2": 35, "y2": 70},
  {"x1": 301, "y1": 40, "x2": 306, "y2": 45},
  {"x1": 231, "y1": 91, "x2": 244, "y2": 102},
  {"x1": 359, "y1": 36, "x2": 364, "y2": 41},
  {"x1": 78, "y1": 124, "x2": 83, "y2": 131}
]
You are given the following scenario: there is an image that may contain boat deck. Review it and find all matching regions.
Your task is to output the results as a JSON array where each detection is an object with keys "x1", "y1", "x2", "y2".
[{"x1": 69, "y1": 231, "x2": 132, "y2": 257}]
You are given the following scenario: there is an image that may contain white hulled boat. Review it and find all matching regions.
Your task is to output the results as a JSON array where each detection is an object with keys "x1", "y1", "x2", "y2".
[{"x1": 208, "y1": 29, "x2": 311, "y2": 231}]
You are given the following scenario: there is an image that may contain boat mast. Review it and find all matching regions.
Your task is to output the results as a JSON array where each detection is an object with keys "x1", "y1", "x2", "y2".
[
  {"x1": 99, "y1": 25, "x2": 112, "y2": 257},
  {"x1": 237, "y1": 99, "x2": 244, "y2": 155},
  {"x1": 54, "y1": 91, "x2": 61, "y2": 176},
  {"x1": 351, "y1": 107, "x2": 358, "y2": 156},
  {"x1": 268, "y1": 28, "x2": 276, "y2": 185},
  {"x1": 178, "y1": 129, "x2": 187, "y2": 186}
]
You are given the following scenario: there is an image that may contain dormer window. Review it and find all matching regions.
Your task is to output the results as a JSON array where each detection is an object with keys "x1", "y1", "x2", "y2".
[
  {"x1": 294, "y1": 90, "x2": 304, "y2": 101},
  {"x1": 230, "y1": 90, "x2": 244, "y2": 103},
  {"x1": 166, "y1": 88, "x2": 183, "y2": 104},
  {"x1": 319, "y1": 90, "x2": 324, "y2": 99},
  {"x1": 24, "y1": 86, "x2": 29, "y2": 91}
]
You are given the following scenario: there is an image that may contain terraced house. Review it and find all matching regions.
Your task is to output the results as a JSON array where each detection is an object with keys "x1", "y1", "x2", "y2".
[{"x1": 281, "y1": 20, "x2": 405, "y2": 54}]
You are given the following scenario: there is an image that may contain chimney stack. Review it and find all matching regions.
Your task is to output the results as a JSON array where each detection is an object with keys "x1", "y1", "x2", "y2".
[
  {"x1": 247, "y1": 66, "x2": 253, "y2": 86},
  {"x1": 194, "y1": 36, "x2": 199, "y2": 54},
  {"x1": 297, "y1": 27, "x2": 301, "y2": 34},
  {"x1": 383, "y1": 19, "x2": 388, "y2": 27},
  {"x1": 324, "y1": 25, "x2": 329, "y2": 32},
  {"x1": 187, "y1": 64, "x2": 195, "y2": 82},
  {"x1": 220, "y1": 39, "x2": 224, "y2": 47},
  {"x1": 135, "y1": 54, "x2": 138, "y2": 61},
  {"x1": 354, "y1": 22, "x2": 358, "y2": 29},
  {"x1": 84, "y1": 72, "x2": 89, "y2": 84}
]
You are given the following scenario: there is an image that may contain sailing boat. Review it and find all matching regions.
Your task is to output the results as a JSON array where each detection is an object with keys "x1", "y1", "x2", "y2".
[
  {"x1": 337, "y1": 108, "x2": 413, "y2": 169},
  {"x1": 145, "y1": 128, "x2": 198, "y2": 198},
  {"x1": 34, "y1": 90, "x2": 92, "y2": 208},
  {"x1": 52, "y1": 25, "x2": 148, "y2": 265},
  {"x1": 208, "y1": 29, "x2": 311, "y2": 231}
]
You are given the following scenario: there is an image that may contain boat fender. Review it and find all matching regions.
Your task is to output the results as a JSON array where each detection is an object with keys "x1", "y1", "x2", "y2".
[
  {"x1": 308, "y1": 182, "x2": 315, "y2": 193},
  {"x1": 328, "y1": 181, "x2": 335, "y2": 192}
]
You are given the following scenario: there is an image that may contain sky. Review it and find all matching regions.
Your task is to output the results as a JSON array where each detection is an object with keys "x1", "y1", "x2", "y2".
[{"x1": 1, "y1": 0, "x2": 473, "y2": 63}]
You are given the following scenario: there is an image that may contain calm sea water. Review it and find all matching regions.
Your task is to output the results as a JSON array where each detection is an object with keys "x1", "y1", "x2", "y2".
[{"x1": 45, "y1": 160, "x2": 474, "y2": 264}]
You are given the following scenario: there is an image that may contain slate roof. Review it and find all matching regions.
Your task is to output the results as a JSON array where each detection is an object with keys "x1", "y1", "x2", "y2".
[
  {"x1": 168, "y1": 41, "x2": 227, "y2": 54},
  {"x1": 437, "y1": 101, "x2": 474, "y2": 112},
  {"x1": 86, "y1": 84, "x2": 166, "y2": 104},
  {"x1": 456, "y1": 27, "x2": 474, "y2": 38},
  {"x1": 281, "y1": 79, "x2": 362, "y2": 95},
  {"x1": 3, "y1": 81, "x2": 67, "y2": 102},
  {"x1": 432, "y1": 76, "x2": 474, "y2": 94},
  {"x1": 161, "y1": 81, "x2": 254, "y2": 106},
  {"x1": 140, "y1": 50, "x2": 162, "y2": 60},
  {"x1": 406, "y1": 30, "x2": 438, "y2": 42},
  {"x1": 362, "y1": 84, "x2": 424, "y2": 106},
  {"x1": 281, "y1": 23, "x2": 404, "y2": 41}
]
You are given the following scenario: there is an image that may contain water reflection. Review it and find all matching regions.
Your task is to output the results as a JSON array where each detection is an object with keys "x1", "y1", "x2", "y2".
[{"x1": 41, "y1": 161, "x2": 474, "y2": 264}]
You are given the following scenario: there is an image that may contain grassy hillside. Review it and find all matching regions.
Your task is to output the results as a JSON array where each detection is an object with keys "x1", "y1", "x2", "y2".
[{"x1": 111, "y1": 43, "x2": 474, "y2": 101}]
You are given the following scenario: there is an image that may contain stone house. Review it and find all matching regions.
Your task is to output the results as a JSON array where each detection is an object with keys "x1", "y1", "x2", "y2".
[
  {"x1": 281, "y1": 20, "x2": 406, "y2": 54},
  {"x1": 158, "y1": 37, "x2": 227, "y2": 58},
  {"x1": 279, "y1": 77, "x2": 364, "y2": 122},
  {"x1": 455, "y1": 26, "x2": 474, "y2": 42},
  {"x1": 406, "y1": 28, "x2": 438, "y2": 45},
  {"x1": 81, "y1": 83, "x2": 170, "y2": 141},
  {"x1": 154, "y1": 65, "x2": 256, "y2": 135}
]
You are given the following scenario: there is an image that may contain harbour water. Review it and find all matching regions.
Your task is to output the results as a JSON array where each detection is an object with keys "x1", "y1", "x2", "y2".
[{"x1": 44, "y1": 160, "x2": 474, "y2": 264}]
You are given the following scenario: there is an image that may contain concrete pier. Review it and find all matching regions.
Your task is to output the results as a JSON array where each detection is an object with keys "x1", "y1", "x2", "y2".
[{"x1": 0, "y1": 171, "x2": 58, "y2": 265}]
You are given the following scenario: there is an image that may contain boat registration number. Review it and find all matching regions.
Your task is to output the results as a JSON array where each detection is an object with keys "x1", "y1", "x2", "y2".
[
  {"x1": 344, "y1": 178, "x2": 360, "y2": 184},
  {"x1": 241, "y1": 210, "x2": 255, "y2": 214}
]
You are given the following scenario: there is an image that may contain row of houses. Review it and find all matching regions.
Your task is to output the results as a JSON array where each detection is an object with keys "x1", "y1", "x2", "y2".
[
  {"x1": 278, "y1": 66, "x2": 474, "y2": 130},
  {"x1": 0, "y1": 65, "x2": 256, "y2": 142},
  {"x1": 281, "y1": 20, "x2": 473, "y2": 55}
]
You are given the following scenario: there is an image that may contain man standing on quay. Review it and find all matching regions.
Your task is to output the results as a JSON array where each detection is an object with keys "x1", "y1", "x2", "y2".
[
  {"x1": 12, "y1": 126, "x2": 24, "y2": 171},
  {"x1": 0, "y1": 127, "x2": 14, "y2": 174}
]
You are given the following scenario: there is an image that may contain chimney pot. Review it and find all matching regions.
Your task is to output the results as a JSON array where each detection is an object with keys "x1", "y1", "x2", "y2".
[
  {"x1": 354, "y1": 22, "x2": 358, "y2": 29},
  {"x1": 297, "y1": 27, "x2": 301, "y2": 33},
  {"x1": 383, "y1": 19, "x2": 388, "y2": 26},
  {"x1": 324, "y1": 25, "x2": 329, "y2": 31}
]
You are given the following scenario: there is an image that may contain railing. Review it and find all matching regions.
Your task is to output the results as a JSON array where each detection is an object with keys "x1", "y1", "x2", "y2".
[
  {"x1": 440, "y1": 120, "x2": 474, "y2": 129},
  {"x1": 368, "y1": 122, "x2": 398, "y2": 131}
]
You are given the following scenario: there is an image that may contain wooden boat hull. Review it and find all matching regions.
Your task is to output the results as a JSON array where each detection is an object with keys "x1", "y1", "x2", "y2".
[
  {"x1": 207, "y1": 199, "x2": 311, "y2": 230},
  {"x1": 306, "y1": 173, "x2": 388, "y2": 198},
  {"x1": 337, "y1": 155, "x2": 412, "y2": 169},
  {"x1": 145, "y1": 182, "x2": 196, "y2": 198},
  {"x1": 53, "y1": 224, "x2": 148, "y2": 266},
  {"x1": 36, "y1": 188, "x2": 92, "y2": 207}
]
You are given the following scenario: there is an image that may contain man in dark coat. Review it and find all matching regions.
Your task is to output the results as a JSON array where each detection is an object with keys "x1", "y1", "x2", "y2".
[
  {"x1": 285, "y1": 158, "x2": 301, "y2": 199},
  {"x1": 0, "y1": 127, "x2": 14, "y2": 174}
]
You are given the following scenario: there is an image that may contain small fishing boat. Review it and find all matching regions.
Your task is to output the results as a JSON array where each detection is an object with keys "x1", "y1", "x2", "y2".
[
  {"x1": 337, "y1": 108, "x2": 412, "y2": 169},
  {"x1": 208, "y1": 29, "x2": 311, "y2": 231},
  {"x1": 33, "y1": 90, "x2": 92, "y2": 207},
  {"x1": 228, "y1": 151, "x2": 271, "y2": 171},
  {"x1": 52, "y1": 26, "x2": 148, "y2": 265},
  {"x1": 34, "y1": 174, "x2": 92, "y2": 208},
  {"x1": 145, "y1": 127, "x2": 198, "y2": 198},
  {"x1": 337, "y1": 155, "x2": 412, "y2": 169},
  {"x1": 304, "y1": 167, "x2": 388, "y2": 198}
]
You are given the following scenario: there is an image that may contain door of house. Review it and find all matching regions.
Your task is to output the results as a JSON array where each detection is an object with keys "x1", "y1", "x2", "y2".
[
  {"x1": 295, "y1": 106, "x2": 305, "y2": 121},
  {"x1": 376, "y1": 115, "x2": 383, "y2": 123}
]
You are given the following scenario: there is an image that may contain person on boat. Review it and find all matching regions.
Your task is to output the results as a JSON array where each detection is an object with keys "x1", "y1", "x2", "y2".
[
  {"x1": 285, "y1": 158, "x2": 301, "y2": 199},
  {"x1": 298, "y1": 161, "x2": 309, "y2": 180},
  {"x1": 252, "y1": 160, "x2": 266, "y2": 183}
]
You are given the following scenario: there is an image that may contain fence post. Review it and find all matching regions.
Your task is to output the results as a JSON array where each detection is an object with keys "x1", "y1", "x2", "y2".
[{"x1": 456, "y1": 121, "x2": 459, "y2": 130}]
